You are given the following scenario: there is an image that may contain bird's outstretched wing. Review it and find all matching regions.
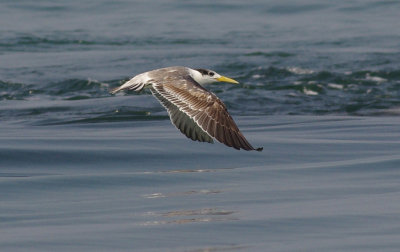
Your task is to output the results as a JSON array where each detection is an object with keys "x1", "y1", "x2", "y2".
[
  {"x1": 151, "y1": 88, "x2": 214, "y2": 144},
  {"x1": 151, "y1": 76, "x2": 262, "y2": 151}
]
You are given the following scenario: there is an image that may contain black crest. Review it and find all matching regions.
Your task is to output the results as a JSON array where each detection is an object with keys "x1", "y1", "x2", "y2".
[{"x1": 196, "y1": 68, "x2": 214, "y2": 76}]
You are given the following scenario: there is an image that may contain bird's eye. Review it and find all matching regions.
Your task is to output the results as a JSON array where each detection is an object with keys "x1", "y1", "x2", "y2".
[{"x1": 209, "y1": 72, "x2": 214, "y2": 76}]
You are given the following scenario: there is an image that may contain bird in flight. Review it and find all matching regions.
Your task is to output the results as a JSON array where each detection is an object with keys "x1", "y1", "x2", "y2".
[{"x1": 110, "y1": 66, "x2": 262, "y2": 151}]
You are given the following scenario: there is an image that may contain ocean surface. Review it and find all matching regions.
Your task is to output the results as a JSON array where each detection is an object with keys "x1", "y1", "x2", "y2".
[{"x1": 1, "y1": 0, "x2": 400, "y2": 251}]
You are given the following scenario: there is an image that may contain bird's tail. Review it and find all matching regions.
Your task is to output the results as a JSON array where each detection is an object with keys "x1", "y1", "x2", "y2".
[
  {"x1": 109, "y1": 86, "x2": 123, "y2": 94},
  {"x1": 109, "y1": 75, "x2": 147, "y2": 94},
  {"x1": 109, "y1": 82, "x2": 145, "y2": 94}
]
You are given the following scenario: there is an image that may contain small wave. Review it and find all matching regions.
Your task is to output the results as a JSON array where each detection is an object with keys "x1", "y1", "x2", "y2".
[
  {"x1": 0, "y1": 80, "x2": 37, "y2": 100},
  {"x1": 0, "y1": 78, "x2": 114, "y2": 101},
  {"x1": 303, "y1": 87, "x2": 318, "y2": 96},
  {"x1": 39, "y1": 109, "x2": 167, "y2": 126},
  {"x1": 0, "y1": 33, "x2": 228, "y2": 51},
  {"x1": 365, "y1": 73, "x2": 387, "y2": 83},
  {"x1": 327, "y1": 83, "x2": 344, "y2": 90},
  {"x1": 245, "y1": 51, "x2": 295, "y2": 58},
  {"x1": 287, "y1": 67, "x2": 315, "y2": 75},
  {"x1": 45, "y1": 78, "x2": 110, "y2": 96},
  {"x1": 2, "y1": 68, "x2": 400, "y2": 124},
  {"x1": 231, "y1": 67, "x2": 400, "y2": 115},
  {"x1": 0, "y1": 36, "x2": 95, "y2": 47}
]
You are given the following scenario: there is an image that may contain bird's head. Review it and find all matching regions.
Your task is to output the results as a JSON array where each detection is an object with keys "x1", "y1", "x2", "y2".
[{"x1": 191, "y1": 68, "x2": 239, "y2": 86}]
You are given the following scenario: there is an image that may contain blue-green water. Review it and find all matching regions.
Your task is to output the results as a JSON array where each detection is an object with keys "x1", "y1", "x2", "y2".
[{"x1": 1, "y1": 1, "x2": 400, "y2": 251}]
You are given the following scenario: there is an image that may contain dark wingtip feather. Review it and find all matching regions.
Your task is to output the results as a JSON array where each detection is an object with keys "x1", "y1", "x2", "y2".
[{"x1": 255, "y1": 147, "x2": 263, "y2": 152}]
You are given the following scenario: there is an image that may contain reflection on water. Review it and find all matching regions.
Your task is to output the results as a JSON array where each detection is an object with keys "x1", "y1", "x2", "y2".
[
  {"x1": 142, "y1": 190, "x2": 223, "y2": 199},
  {"x1": 143, "y1": 168, "x2": 235, "y2": 174},
  {"x1": 162, "y1": 208, "x2": 234, "y2": 217},
  {"x1": 142, "y1": 187, "x2": 233, "y2": 226},
  {"x1": 141, "y1": 208, "x2": 237, "y2": 226},
  {"x1": 186, "y1": 245, "x2": 248, "y2": 252}
]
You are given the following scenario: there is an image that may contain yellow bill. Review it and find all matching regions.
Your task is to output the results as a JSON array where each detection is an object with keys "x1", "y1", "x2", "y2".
[{"x1": 217, "y1": 76, "x2": 239, "y2": 84}]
